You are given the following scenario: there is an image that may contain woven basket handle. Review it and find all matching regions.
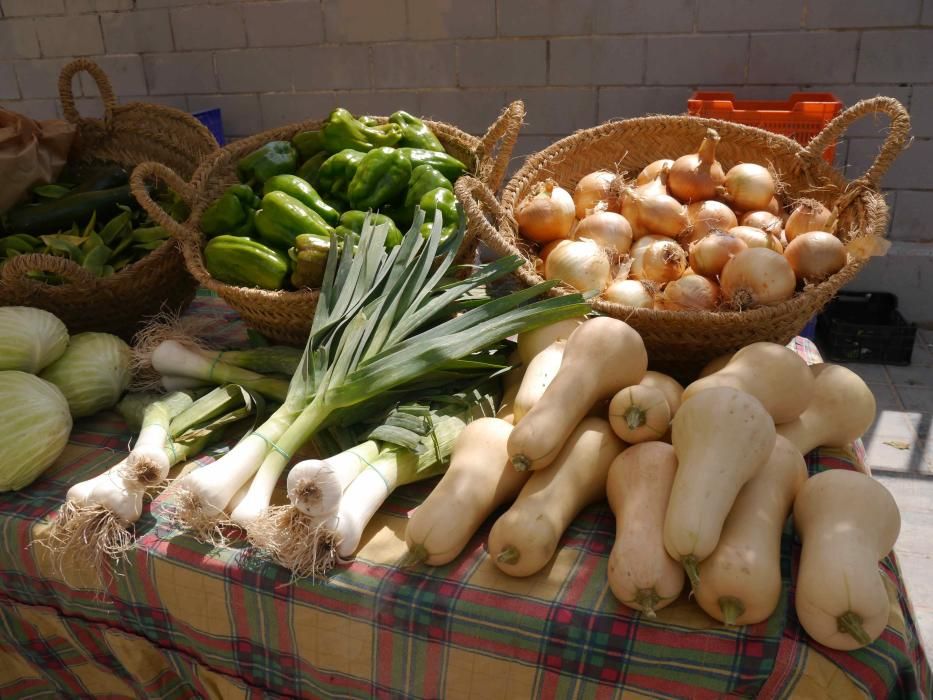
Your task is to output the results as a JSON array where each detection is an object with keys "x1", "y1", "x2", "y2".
[
  {"x1": 455, "y1": 175, "x2": 526, "y2": 261},
  {"x1": 1, "y1": 253, "x2": 97, "y2": 291},
  {"x1": 474, "y1": 101, "x2": 526, "y2": 193},
  {"x1": 59, "y1": 58, "x2": 118, "y2": 124},
  {"x1": 803, "y1": 96, "x2": 911, "y2": 188},
  {"x1": 129, "y1": 161, "x2": 196, "y2": 241}
]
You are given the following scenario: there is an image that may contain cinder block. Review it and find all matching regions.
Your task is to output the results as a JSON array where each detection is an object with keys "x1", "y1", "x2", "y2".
[
  {"x1": 749, "y1": 32, "x2": 858, "y2": 84},
  {"x1": 144, "y1": 52, "x2": 217, "y2": 95},
  {"x1": 593, "y1": 0, "x2": 695, "y2": 34},
  {"x1": 1, "y1": 0, "x2": 63, "y2": 15},
  {"x1": 243, "y1": 1, "x2": 323, "y2": 47},
  {"x1": 66, "y1": 0, "x2": 133, "y2": 12},
  {"x1": 14, "y1": 58, "x2": 71, "y2": 99},
  {"x1": 498, "y1": 0, "x2": 596, "y2": 37},
  {"x1": 372, "y1": 43, "x2": 456, "y2": 89},
  {"x1": 292, "y1": 45, "x2": 370, "y2": 91},
  {"x1": 924, "y1": 0, "x2": 933, "y2": 24},
  {"x1": 504, "y1": 88, "x2": 596, "y2": 135},
  {"x1": 79, "y1": 55, "x2": 147, "y2": 96},
  {"x1": 336, "y1": 90, "x2": 421, "y2": 120},
  {"x1": 260, "y1": 92, "x2": 338, "y2": 130},
  {"x1": 857, "y1": 31, "x2": 933, "y2": 83},
  {"x1": 0, "y1": 63, "x2": 19, "y2": 100},
  {"x1": 128, "y1": 94, "x2": 187, "y2": 109},
  {"x1": 891, "y1": 191, "x2": 933, "y2": 242},
  {"x1": 171, "y1": 4, "x2": 246, "y2": 50},
  {"x1": 645, "y1": 34, "x2": 747, "y2": 85},
  {"x1": 549, "y1": 37, "x2": 643, "y2": 87},
  {"x1": 35, "y1": 14, "x2": 104, "y2": 56},
  {"x1": 101, "y1": 9, "x2": 174, "y2": 54},
  {"x1": 0, "y1": 19, "x2": 39, "y2": 59},
  {"x1": 418, "y1": 88, "x2": 507, "y2": 135},
  {"x1": 806, "y1": 0, "x2": 919, "y2": 28},
  {"x1": 216, "y1": 48, "x2": 293, "y2": 93},
  {"x1": 698, "y1": 0, "x2": 803, "y2": 30},
  {"x1": 0, "y1": 98, "x2": 60, "y2": 119},
  {"x1": 406, "y1": 0, "x2": 495, "y2": 40},
  {"x1": 805, "y1": 84, "x2": 911, "y2": 138},
  {"x1": 911, "y1": 86, "x2": 933, "y2": 138},
  {"x1": 847, "y1": 137, "x2": 933, "y2": 189},
  {"x1": 598, "y1": 86, "x2": 692, "y2": 122},
  {"x1": 136, "y1": 0, "x2": 194, "y2": 7},
  {"x1": 509, "y1": 134, "x2": 559, "y2": 175},
  {"x1": 188, "y1": 94, "x2": 261, "y2": 137},
  {"x1": 323, "y1": 0, "x2": 406, "y2": 42},
  {"x1": 458, "y1": 39, "x2": 547, "y2": 87}
]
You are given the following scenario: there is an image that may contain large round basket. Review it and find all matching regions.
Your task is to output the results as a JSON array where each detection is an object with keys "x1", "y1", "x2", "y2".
[
  {"x1": 132, "y1": 102, "x2": 526, "y2": 346},
  {"x1": 457, "y1": 97, "x2": 910, "y2": 380},
  {"x1": 0, "y1": 59, "x2": 217, "y2": 340}
]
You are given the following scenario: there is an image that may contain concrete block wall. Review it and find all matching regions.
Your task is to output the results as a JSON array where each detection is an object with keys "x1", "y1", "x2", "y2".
[{"x1": 1, "y1": 0, "x2": 931, "y2": 321}]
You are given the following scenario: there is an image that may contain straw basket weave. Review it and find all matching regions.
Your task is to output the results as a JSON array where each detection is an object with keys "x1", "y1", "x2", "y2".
[
  {"x1": 0, "y1": 59, "x2": 217, "y2": 340},
  {"x1": 457, "y1": 97, "x2": 911, "y2": 380},
  {"x1": 132, "y1": 101, "x2": 526, "y2": 346}
]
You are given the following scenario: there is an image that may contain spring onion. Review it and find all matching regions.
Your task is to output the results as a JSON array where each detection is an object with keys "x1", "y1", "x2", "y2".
[
  {"x1": 0, "y1": 306, "x2": 69, "y2": 373},
  {"x1": 40, "y1": 332, "x2": 132, "y2": 418}
]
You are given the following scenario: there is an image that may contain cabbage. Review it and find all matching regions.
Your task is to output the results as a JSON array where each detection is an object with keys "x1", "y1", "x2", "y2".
[
  {"x1": 40, "y1": 332, "x2": 132, "y2": 418},
  {"x1": 0, "y1": 306, "x2": 69, "y2": 373},
  {"x1": 0, "y1": 371, "x2": 72, "y2": 492}
]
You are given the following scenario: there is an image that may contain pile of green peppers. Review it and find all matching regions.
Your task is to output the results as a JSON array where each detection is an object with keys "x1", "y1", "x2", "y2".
[{"x1": 201, "y1": 108, "x2": 466, "y2": 291}]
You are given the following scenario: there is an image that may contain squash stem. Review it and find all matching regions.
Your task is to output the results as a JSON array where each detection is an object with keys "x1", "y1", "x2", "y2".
[
  {"x1": 497, "y1": 545, "x2": 520, "y2": 565},
  {"x1": 682, "y1": 555, "x2": 700, "y2": 591},
  {"x1": 634, "y1": 588, "x2": 661, "y2": 618},
  {"x1": 401, "y1": 544, "x2": 428, "y2": 568},
  {"x1": 512, "y1": 455, "x2": 531, "y2": 472},
  {"x1": 719, "y1": 596, "x2": 744, "y2": 626},
  {"x1": 624, "y1": 405, "x2": 647, "y2": 430},
  {"x1": 837, "y1": 611, "x2": 872, "y2": 647}
]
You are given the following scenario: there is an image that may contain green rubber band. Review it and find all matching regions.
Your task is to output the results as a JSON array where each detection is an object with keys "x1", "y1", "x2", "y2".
[
  {"x1": 254, "y1": 431, "x2": 291, "y2": 460},
  {"x1": 208, "y1": 351, "x2": 226, "y2": 383},
  {"x1": 358, "y1": 453, "x2": 390, "y2": 492},
  {"x1": 166, "y1": 439, "x2": 178, "y2": 464}
]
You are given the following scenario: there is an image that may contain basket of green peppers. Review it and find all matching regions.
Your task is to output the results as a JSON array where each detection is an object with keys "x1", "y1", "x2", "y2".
[{"x1": 131, "y1": 101, "x2": 526, "y2": 345}]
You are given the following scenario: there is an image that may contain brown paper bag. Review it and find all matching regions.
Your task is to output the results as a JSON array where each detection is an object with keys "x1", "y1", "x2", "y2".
[{"x1": 0, "y1": 108, "x2": 76, "y2": 213}]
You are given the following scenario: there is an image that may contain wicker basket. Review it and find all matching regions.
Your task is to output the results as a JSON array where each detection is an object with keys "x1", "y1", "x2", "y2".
[
  {"x1": 457, "y1": 97, "x2": 911, "y2": 380},
  {"x1": 0, "y1": 59, "x2": 217, "y2": 340},
  {"x1": 132, "y1": 101, "x2": 526, "y2": 346}
]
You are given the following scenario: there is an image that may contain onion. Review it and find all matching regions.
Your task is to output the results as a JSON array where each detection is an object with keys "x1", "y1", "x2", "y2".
[
  {"x1": 631, "y1": 234, "x2": 677, "y2": 258},
  {"x1": 604, "y1": 279, "x2": 653, "y2": 308},
  {"x1": 573, "y1": 170, "x2": 617, "y2": 218},
  {"x1": 544, "y1": 237, "x2": 612, "y2": 293},
  {"x1": 668, "y1": 128, "x2": 725, "y2": 203},
  {"x1": 786, "y1": 198, "x2": 835, "y2": 242},
  {"x1": 630, "y1": 240, "x2": 687, "y2": 284},
  {"x1": 741, "y1": 210, "x2": 782, "y2": 236},
  {"x1": 622, "y1": 186, "x2": 688, "y2": 239},
  {"x1": 688, "y1": 231, "x2": 748, "y2": 277},
  {"x1": 719, "y1": 163, "x2": 776, "y2": 212},
  {"x1": 636, "y1": 159, "x2": 675, "y2": 187},
  {"x1": 574, "y1": 210, "x2": 633, "y2": 256},
  {"x1": 729, "y1": 225, "x2": 782, "y2": 253},
  {"x1": 516, "y1": 179, "x2": 576, "y2": 244},
  {"x1": 720, "y1": 248, "x2": 796, "y2": 308},
  {"x1": 656, "y1": 274, "x2": 720, "y2": 311},
  {"x1": 683, "y1": 200, "x2": 738, "y2": 244},
  {"x1": 621, "y1": 168, "x2": 669, "y2": 238},
  {"x1": 783, "y1": 231, "x2": 847, "y2": 283},
  {"x1": 765, "y1": 196, "x2": 783, "y2": 216}
]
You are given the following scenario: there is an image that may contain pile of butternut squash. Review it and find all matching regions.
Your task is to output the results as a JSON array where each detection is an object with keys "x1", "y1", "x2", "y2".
[{"x1": 404, "y1": 319, "x2": 900, "y2": 652}]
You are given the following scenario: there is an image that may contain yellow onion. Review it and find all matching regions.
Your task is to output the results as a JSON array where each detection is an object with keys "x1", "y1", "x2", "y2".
[
  {"x1": 544, "y1": 238, "x2": 612, "y2": 293},
  {"x1": 516, "y1": 179, "x2": 576, "y2": 244},
  {"x1": 621, "y1": 168, "x2": 669, "y2": 238},
  {"x1": 719, "y1": 163, "x2": 776, "y2": 212},
  {"x1": 631, "y1": 240, "x2": 687, "y2": 284},
  {"x1": 683, "y1": 200, "x2": 738, "y2": 244},
  {"x1": 574, "y1": 210, "x2": 633, "y2": 256},
  {"x1": 622, "y1": 186, "x2": 688, "y2": 239},
  {"x1": 688, "y1": 231, "x2": 748, "y2": 277},
  {"x1": 668, "y1": 128, "x2": 725, "y2": 203},
  {"x1": 729, "y1": 225, "x2": 783, "y2": 253},
  {"x1": 765, "y1": 196, "x2": 782, "y2": 216},
  {"x1": 786, "y1": 199, "x2": 835, "y2": 242},
  {"x1": 604, "y1": 279, "x2": 653, "y2": 308},
  {"x1": 631, "y1": 234, "x2": 677, "y2": 259},
  {"x1": 636, "y1": 159, "x2": 675, "y2": 187},
  {"x1": 741, "y1": 210, "x2": 782, "y2": 236},
  {"x1": 656, "y1": 274, "x2": 720, "y2": 311},
  {"x1": 783, "y1": 231, "x2": 847, "y2": 283},
  {"x1": 573, "y1": 170, "x2": 618, "y2": 218},
  {"x1": 720, "y1": 248, "x2": 796, "y2": 308}
]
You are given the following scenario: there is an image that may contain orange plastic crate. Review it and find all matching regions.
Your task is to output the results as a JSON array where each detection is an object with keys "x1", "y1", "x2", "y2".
[{"x1": 687, "y1": 92, "x2": 843, "y2": 163}]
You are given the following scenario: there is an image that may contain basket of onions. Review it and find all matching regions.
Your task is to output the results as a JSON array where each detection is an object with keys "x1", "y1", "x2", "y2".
[{"x1": 457, "y1": 97, "x2": 910, "y2": 378}]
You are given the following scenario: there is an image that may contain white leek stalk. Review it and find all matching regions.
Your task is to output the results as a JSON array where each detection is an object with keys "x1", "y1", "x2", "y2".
[{"x1": 286, "y1": 442, "x2": 381, "y2": 521}]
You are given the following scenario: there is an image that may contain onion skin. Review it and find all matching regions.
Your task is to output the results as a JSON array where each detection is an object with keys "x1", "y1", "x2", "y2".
[
  {"x1": 668, "y1": 129, "x2": 725, "y2": 203},
  {"x1": 573, "y1": 170, "x2": 618, "y2": 218},
  {"x1": 741, "y1": 210, "x2": 782, "y2": 236},
  {"x1": 516, "y1": 179, "x2": 576, "y2": 244},
  {"x1": 683, "y1": 200, "x2": 738, "y2": 244},
  {"x1": 720, "y1": 248, "x2": 797, "y2": 308},
  {"x1": 575, "y1": 211, "x2": 633, "y2": 256},
  {"x1": 631, "y1": 240, "x2": 687, "y2": 284},
  {"x1": 786, "y1": 199, "x2": 834, "y2": 242},
  {"x1": 783, "y1": 231, "x2": 847, "y2": 283},
  {"x1": 765, "y1": 196, "x2": 782, "y2": 216},
  {"x1": 544, "y1": 237, "x2": 612, "y2": 293},
  {"x1": 625, "y1": 188, "x2": 689, "y2": 239},
  {"x1": 688, "y1": 231, "x2": 748, "y2": 277},
  {"x1": 720, "y1": 163, "x2": 776, "y2": 212},
  {"x1": 656, "y1": 275, "x2": 721, "y2": 312},
  {"x1": 636, "y1": 159, "x2": 675, "y2": 187},
  {"x1": 604, "y1": 279, "x2": 653, "y2": 308},
  {"x1": 729, "y1": 225, "x2": 783, "y2": 253},
  {"x1": 632, "y1": 235, "x2": 677, "y2": 258}
]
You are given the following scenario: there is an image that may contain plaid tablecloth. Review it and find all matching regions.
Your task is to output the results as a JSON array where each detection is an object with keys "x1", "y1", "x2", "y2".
[{"x1": 1, "y1": 294, "x2": 930, "y2": 700}]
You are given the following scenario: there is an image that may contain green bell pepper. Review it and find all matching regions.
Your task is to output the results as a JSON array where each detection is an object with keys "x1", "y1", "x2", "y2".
[
  {"x1": 292, "y1": 130, "x2": 324, "y2": 159},
  {"x1": 419, "y1": 187, "x2": 461, "y2": 238},
  {"x1": 296, "y1": 151, "x2": 329, "y2": 186},
  {"x1": 321, "y1": 108, "x2": 402, "y2": 153},
  {"x1": 237, "y1": 141, "x2": 298, "y2": 185},
  {"x1": 339, "y1": 210, "x2": 402, "y2": 248},
  {"x1": 289, "y1": 233, "x2": 331, "y2": 289},
  {"x1": 389, "y1": 110, "x2": 445, "y2": 152},
  {"x1": 254, "y1": 191, "x2": 334, "y2": 250},
  {"x1": 397, "y1": 148, "x2": 466, "y2": 182},
  {"x1": 404, "y1": 164, "x2": 453, "y2": 213},
  {"x1": 357, "y1": 115, "x2": 380, "y2": 127},
  {"x1": 204, "y1": 235, "x2": 289, "y2": 290},
  {"x1": 228, "y1": 183, "x2": 262, "y2": 210},
  {"x1": 262, "y1": 174, "x2": 340, "y2": 227},
  {"x1": 347, "y1": 147, "x2": 412, "y2": 211},
  {"x1": 317, "y1": 149, "x2": 366, "y2": 200},
  {"x1": 201, "y1": 184, "x2": 260, "y2": 237}
]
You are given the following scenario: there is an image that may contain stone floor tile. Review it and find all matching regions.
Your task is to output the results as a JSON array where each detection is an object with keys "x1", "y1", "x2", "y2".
[
  {"x1": 896, "y1": 386, "x2": 933, "y2": 414},
  {"x1": 886, "y1": 363, "x2": 933, "y2": 388},
  {"x1": 840, "y1": 362, "x2": 890, "y2": 383}
]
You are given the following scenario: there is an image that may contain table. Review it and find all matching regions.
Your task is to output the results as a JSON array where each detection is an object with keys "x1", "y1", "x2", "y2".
[{"x1": 1, "y1": 294, "x2": 930, "y2": 699}]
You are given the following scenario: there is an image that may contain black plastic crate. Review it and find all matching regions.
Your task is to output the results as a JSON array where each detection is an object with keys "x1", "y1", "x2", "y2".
[{"x1": 816, "y1": 291, "x2": 917, "y2": 365}]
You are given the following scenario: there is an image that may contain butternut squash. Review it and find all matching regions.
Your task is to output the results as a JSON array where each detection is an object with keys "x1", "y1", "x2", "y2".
[
  {"x1": 512, "y1": 340, "x2": 564, "y2": 423},
  {"x1": 608, "y1": 385, "x2": 671, "y2": 443},
  {"x1": 516, "y1": 318, "x2": 583, "y2": 365},
  {"x1": 607, "y1": 442, "x2": 684, "y2": 616},
  {"x1": 496, "y1": 362, "x2": 525, "y2": 424},
  {"x1": 405, "y1": 418, "x2": 529, "y2": 566},
  {"x1": 777, "y1": 364, "x2": 876, "y2": 473},
  {"x1": 699, "y1": 352, "x2": 733, "y2": 378},
  {"x1": 682, "y1": 342, "x2": 813, "y2": 424},
  {"x1": 489, "y1": 417, "x2": 623, "y2": 577},
  {"x1": 794, "y1": 469, "x2": 900, "y2": 650},
  {"x1": 694, "y1": 435, "x2": 807, "y2": 625},
  {"x1": 507, "y1": 317, "x2": 647, "y2": 471},
  {"x1": 639, "y1": 371, "x2": 684, "y2": 416},
  {"x1": 665, "y1": 387, "x2": 776, "y2": 588}
]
